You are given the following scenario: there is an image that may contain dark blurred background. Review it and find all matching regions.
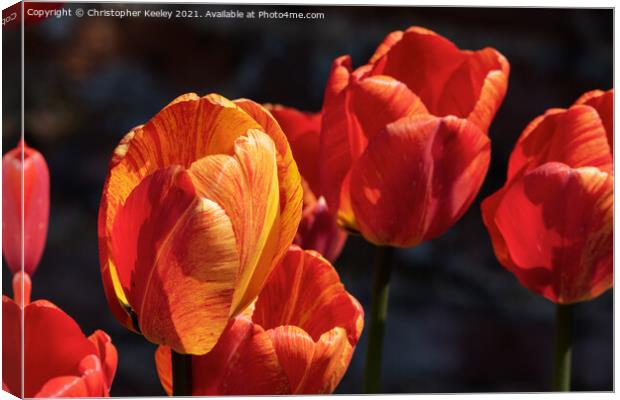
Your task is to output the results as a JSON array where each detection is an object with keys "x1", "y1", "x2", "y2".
[{"x1": 2, "y1": 3, "x2": 613, "y2": 395}]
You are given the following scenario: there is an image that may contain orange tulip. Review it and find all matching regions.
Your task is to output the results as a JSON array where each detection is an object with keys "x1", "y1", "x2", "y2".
[
  {"x1": 154, "y1": 245, "x2": 363, "y2": 395},
  {"x1": 2, "y1": 141, "x2": 50, "y2": 275},
  {"x1": 481, "y1": 89, "x2": 613, "y2": 304},
  {"x1": 98, "y1": 93, "x2": 303, "y2": 355},
  {"x1": 266, "y1": 105, "x2": 347, "y2": 261},
  {"x1": 3, "y1": 273, "x2": 117, "y2": 397},
  {"x1": 320, "y1": 26, "x2": 509, "y2": 248}
]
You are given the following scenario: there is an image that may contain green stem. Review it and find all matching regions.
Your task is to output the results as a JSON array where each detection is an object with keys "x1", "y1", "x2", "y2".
[
  {"x1": 552, "y1": 303, "x2": 573, "y2": 392},
  {"x1": 171, "y1": 350, "x2": 192, "y2": 396},
  {"x1": 363, "y1": 246, "x2": 394, "y2": 394}
]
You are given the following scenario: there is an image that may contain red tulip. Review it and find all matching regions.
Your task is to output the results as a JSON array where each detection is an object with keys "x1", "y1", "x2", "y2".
[
  {"x1": 320, "y1": 26, "x2": 509, "y2": 247},
  {"x1": 154, "y1": 245, "x2": 363, "y2": 395},
  {"x1": 98, "y1": 93, "x2": 303, "y2": 355},
  {"x1": 2, "y1": 140, "x2": 50, "y2": 276},
  {"x1": 266, "y1": 105, "x2": 347, "y2": 261},
  {"x1": 2, "y1": 273, "x2": 118, "y2": 397},
  {"x1": 481, "y1": 89, "x2": 613, "y2": 304}
]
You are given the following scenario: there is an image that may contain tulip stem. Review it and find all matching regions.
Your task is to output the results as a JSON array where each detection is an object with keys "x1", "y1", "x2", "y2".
[
  {"x1": 552, "y1": 303, "x2": 573, "y2": 392},
  {"x1": 171, "y1": 351, "x2": 192, "y2": 396},
  {"x1": 363, "y1": 245, "x2": 394, "y2": 394}
]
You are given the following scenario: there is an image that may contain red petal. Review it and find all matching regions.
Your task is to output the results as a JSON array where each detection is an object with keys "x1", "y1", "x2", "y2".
[
  {"x1": 319, "y1": 56, "x2": 364, "y2": 216},
  {"x1": 2, "y1": 296, "x2": 21, "y2": 397},
  {"x1": 253, "y1": 246, "x2": 364, "y2": 346},
  {"x1": 112, "y1": 166, "x2": 239, "y2": 355},
  {"x1": 266, "y1": 105, "x2": 322, "y2": 196},
  {"x1": 574, "y1": 89, "x2": 613, "y2": 152},
  {"x1": 349, "y1": 75, "x2": 428, "y2": 140},
  {"x1": 370, "y1": 27, "x2": 508, "y2": 131},
  {"x1": 23, "y1": 300, "x2": 98, "y2": 397},
  {"x1": 508, "y1": 105, "x2": 612, "y2": 180},
  {"x1": 349, "y1": 115, "x2": 490, "y2": 247},
  {"x1": 155, "y1": 318, "x2": 290, "y2": 395},
  {"x1": 35, "y1": 355, "x2": 109, "y2": 397},
  {"x1": 88, "y1": 330, "x2": 118, "y2": 390},
  {"x1": 492, "y1": 162, "x2": 613, "y2": 303}
]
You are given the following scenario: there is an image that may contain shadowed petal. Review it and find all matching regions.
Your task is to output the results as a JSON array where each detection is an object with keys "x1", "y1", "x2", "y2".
[
  {"x1": 370, "y1": 27, "x2": 508, "y2": 131},
  {"x1": 155, "y1": 318, "x2": 290, "y2": 395},
  {"x1": 265, "y1": 105, "x2": 322, "y2": 196},
  {"x1": 349, "y1": 115, "x2": 490, "y2": 247},
  {"x1": 493, "y1": 162, "x2": 613, "y2": 304},
  {"x1": 112, "y1": 166, "x2": 239, "y2": 355}
]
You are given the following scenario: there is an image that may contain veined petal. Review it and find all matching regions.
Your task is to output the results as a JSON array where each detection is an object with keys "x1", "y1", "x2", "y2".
[
  {"x1": 508, "y1": 105, "x2": 613, "y2": 179},
  {"x1": 295, "y1": 327, "x2": 353, "y2": 394},
  {"x1": 234, "y1": 98, "x2": 304, "y2": 283},
  {"x1": 189, "y1": 130, "x2": 280, "y2": 318},
  {"x1": 350, "y1": 75, "x2": 428, "y2": 140},
  {"x1": 349, "y1": 115, "x2": 490, "y2": 247},
  {"x1": 99, "y1": 95, "x2": 265, "y2": 331},
  {"x1": 112, "y1": 166, "x2": 240, "y2": 355},
  {"x1": 574, "y1": 89, "x2": 613, "y2": 151},
  {"x1": 155, "y1": 318, "x2": 290, "y2": 395},
  {"x1": 494, "y1": 162, "x2": 613, "y2": 304},
  {"x1": 253, "y1": 246, "x2": 364, "y2": 346}
]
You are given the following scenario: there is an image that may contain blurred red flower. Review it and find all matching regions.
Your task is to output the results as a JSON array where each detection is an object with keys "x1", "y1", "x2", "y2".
[
  {"x1": 154, "y1": 245, "x2": 363, "y2": 395},
  {"x1": 2, "y1": 273, "x2": 117, "y2": 397},
  {"x1": 319, "y1": 26, "x2": 509, "y2": 247},
  {"x1": 482, "y1": 89, "x2": 613, "y2": 304},
  {"x1": 266, "y1": 105, "x2": 347, "y2": 261},
  {"x1": 2, "y1": 141, "x2": 50, "y2": 276}
]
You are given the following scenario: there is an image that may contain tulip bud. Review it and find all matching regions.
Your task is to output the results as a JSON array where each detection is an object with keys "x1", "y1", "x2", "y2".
[{"x1": 2, "y1": 141, "x2": 50, "y2": 276}]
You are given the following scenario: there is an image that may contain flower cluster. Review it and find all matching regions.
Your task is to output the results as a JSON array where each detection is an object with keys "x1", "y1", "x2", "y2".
[{"x1": 1, "y1": 24, "x2": 612, "y2": 397}]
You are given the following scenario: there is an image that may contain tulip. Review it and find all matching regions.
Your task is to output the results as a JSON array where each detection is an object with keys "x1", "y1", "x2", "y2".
[
  {"x1": 2, "y1": 140, "x2": 50, "y2": 276},
  {"x1": 319, "y1": 26, "x2": 509, "y2": 392},
  {"x1": 320, "y1": 26, "x2": 509, "y2": 248},
  {"x1": 3, "y1": 272, "x2": 117, "y2": 397},
  {"x1": 154, "y1": 245, "x2": 364, "y2": 395},
  {"x1": 98, "y1": 93, "x2": 303, "y2": 358},
  {"x1": 481, "y1": 89, "x2": 613, "y2": 391},
  {"x1": 266, "y1": 105, "x2": 347, "y2": 261},
  {"x1": 481, "y1": 89, "x2": 613, "y2": 304}
]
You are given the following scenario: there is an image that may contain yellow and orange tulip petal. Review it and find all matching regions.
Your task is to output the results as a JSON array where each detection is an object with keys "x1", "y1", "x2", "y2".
[
  {"x1": 319, "y1": 26, "x2": 509, "y2": 247},
  {"x1": 265, "y1": 105, "x2": 348, "y2": 261},
  {"x1": 98, "y1": 94, "x2": 302, "y2": 354},
  {"x1": 154, "y1": 246, "x2": 363, "y2": 395},
  {"x1": 482, "y1": 90, "x2": 614, "y2": 304}
]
